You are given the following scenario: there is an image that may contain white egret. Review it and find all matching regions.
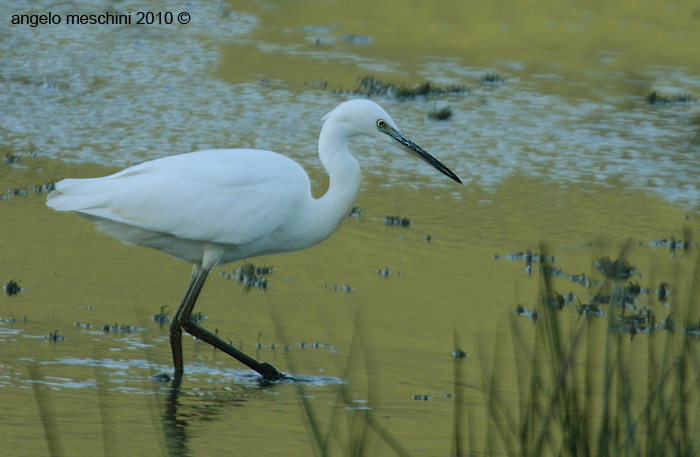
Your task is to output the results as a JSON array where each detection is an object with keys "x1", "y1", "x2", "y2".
[{"x1": 47, "y1": 99, "x2": 461, "y2": 381}]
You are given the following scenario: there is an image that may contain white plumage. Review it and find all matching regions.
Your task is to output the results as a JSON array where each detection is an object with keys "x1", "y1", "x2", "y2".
[
  {"x1": 47, "y1": 99, "x2": 461, "y2": 380},
  {"x1": 49, "y1": 149, "x2": 329, "y2": 265}
]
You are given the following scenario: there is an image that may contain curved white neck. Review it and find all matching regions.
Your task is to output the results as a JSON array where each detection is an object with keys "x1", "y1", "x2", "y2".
[{"x1": 308, "y1": 119, "x2": 362, "y2": 240}]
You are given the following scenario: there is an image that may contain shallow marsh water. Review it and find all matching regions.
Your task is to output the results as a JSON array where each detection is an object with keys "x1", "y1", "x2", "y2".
[{"x1": 2, "y1": 0, "x2": 700, "y2": 456}]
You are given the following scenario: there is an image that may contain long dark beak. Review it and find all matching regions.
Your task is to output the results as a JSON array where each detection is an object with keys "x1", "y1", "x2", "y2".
[{"x1": 383, "y1": 127, "x2": 462, "y2": 184}]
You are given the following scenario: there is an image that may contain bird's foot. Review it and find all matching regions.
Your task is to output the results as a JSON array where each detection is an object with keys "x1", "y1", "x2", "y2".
[{"x1": 258, "y1": 362, "x2": 288, "y2": 382}]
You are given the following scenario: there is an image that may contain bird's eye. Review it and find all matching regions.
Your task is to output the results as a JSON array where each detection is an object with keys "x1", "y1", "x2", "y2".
[{"x1": 377, "y1": 119, "x2": 387, "y2": 129}]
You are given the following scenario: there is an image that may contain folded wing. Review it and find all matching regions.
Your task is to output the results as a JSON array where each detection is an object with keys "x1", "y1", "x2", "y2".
[{"x1": 47, "y1": 149, "x2": 313, "y2": 247}]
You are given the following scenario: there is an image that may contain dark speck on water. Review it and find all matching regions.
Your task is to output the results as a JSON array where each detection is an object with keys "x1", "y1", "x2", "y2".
[
  {"x1": 152, "y1": 306, "x2": 171, "y2": 324},
  {"x1": 47, "y1": 329, "x2": 65, "y2": 341},
  {"x1": 452, "y1": 349, "x2": 469, "y2": 359},
  {"x1": 594, "y1": 256, "x2": 636, "y2": 280},
  {"x1": 427, "y1": 105, "x2": 453, "y2": 121},
  {"x1": 658, "y1": 282, "x2": 670, "y2": 302},
  {"x1": 646, "y1": 90, "x2": 695, "y2": 106},
  {"x1": 645, "y1": 235, "x2": 694, "y2": 255},
  {"x1": 576, "y1": 303, "x2": 606, "y2": 316},
  {"x1": 325, "y1": 283, "x2": 353, "y2": 292},
  {"x1": 8, "y1": 188, "x2": 29, "y2": 197},
  {"x1": 515, "y1": 304, "x2": 540, "y2": 322},
  {"x1": 3, "y1": 279, "x2": 22, "y2": 296},
  {"x1": 351, "y1": 77, "x2": 467, "y2": 100},
  {"x1": 384, "y1": 215, "x2": 412, "y2": 226},
  {"x1": 376, "y1": 267, "x2": 396, "y2": 277},
  {"x1": 220, "y1": 262, "x2": 274, "y2": 291},
  {"x1": 33, "y1": 182, "x2": 56, "y2": 193},
  {"x1": 102, "y1": 323, "x2": 143, "y2": 333},
  {"x1": 478, "y1": 72, "x2": 505, "y2": 85},
  {"x1": 152, "y1": 372, "x2": 172, "y2": 382}
]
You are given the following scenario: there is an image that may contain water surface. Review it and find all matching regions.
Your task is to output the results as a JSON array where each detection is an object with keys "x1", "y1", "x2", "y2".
[{"x1": 1, "y1": 0, "x2": 699, "y2": 455}]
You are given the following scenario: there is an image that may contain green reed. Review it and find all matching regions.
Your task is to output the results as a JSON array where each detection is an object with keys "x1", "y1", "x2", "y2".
[{"x1": 462, "y1": 244, "x2": 700, "y2": 457}]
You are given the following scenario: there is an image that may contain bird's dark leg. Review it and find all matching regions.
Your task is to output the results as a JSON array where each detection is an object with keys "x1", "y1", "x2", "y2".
[
  {"x1": 169, "y1": 267, "x2": 201, "y2": 377},
  {"x1": 172, "y1": 266, "x2": 287, "y2": 381}
]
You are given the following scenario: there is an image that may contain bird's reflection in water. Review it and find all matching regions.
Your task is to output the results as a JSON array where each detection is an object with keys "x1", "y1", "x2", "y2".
[
  {"x1": 159, "y1": 375, "x2": 276, "y2": 457},
  {"x1": 162, "y1": 377, "x2": 189, "y2": 457}
]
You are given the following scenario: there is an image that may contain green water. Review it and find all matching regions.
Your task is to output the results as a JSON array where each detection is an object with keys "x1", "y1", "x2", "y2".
[{"x1": 2, "y1": 0, "x2": 700, "y2": 455}]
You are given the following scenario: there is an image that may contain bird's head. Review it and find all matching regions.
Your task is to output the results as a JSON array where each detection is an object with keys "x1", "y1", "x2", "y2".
[{"x1": 322, "y1": 99, "x2": 462, "y2": 184}]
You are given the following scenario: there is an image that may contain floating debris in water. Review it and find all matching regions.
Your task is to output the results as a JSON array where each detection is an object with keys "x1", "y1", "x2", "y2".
[
  {"x1": 255, "y1": 332, "x2": 269, "y2": 350},
  {"x1": 152, "y1": 372, "x2": 172, "y2": 382},
  {"x1": 352, "y1": 77, "x2": 467, "y2": 100},
  {"x1": 1, "y1": 182, "x2": 55, "y2": 200},
  {"x1": 304, "y1": 79, "x2": 330, "y2": 88},
  {"x1": 1, "y1": 316, "x2": 27, "y2": 323},
  {"x1": 427, "y1": 105, "x2": 453, "y2": 121},
  {"x1": 4, "y1": 154, "x2": 20, "y2": 164},
  {"x1": 384, "y1": 215, "x2": 412, "y2": 226},
  {"x1": 541, "y1": 292, "x2": 578, "y2": 309},
  {"x1": 479, "y1": 72, "x2": 505, "y2": 85},
  {"x1": 661, "y1": 314, "x2": 676, "y2": 331},
  {"x1": 33, "y1": 182, "x2": 56, "y2": 193},
  {"x1": 351, "y1": 77, "x2": 395, "y2": 98},
  {"x1": 152, "y1": 306, "x2": 170, "y2": 324},
  {"x1": 499, "y1": 236, "x2": 696, "y2": 340},
  {"x1": 47, "y1": 329, "x2": 65, "y2": 341},
  {"x1": 609, "y1": 309, "x2": 659, "y2": 339},
  {"x1": 645, "y1": 235, "x2": 693, "y2": 256},
  {"x1": 646, "y1": 90, "x2": 695, "y2": 106},
  {"x1": 657, "y1": 282, "x2": 670, "y2": 303},
  {"x1": 101, "y1": 323, "x2": 145, "y2": 333},
  {"x1": 575, "y1": 303, "x2": 606, "y2": 316},
  {"x1": 190, "y1": 312, "x2": 205, "y2": 324},
  {"x1": 324, "y1": 283, "x2": 353, "y2": 292},
  {"x1": 539, "y1": 266, "x2": 600, "y2": 287},
  {"x1": 493, "y1": 250, "x2": 557, "y2": 263},
  {"x1": 494, "y1": 249, "x2": 558, "y2": 276},
  {"x1": 394, "y1": 81, "x2": 466, "y2": 100},
  {"x1": 594, "y1": 257, "x2": 636, "y2": 280},
  {"x1": 452, "y1": 349, "x2": 469, "y2": 359},
  {"x1": 592, "y1": 282, "x2": 642, "y2": 308},
  {"x1": 682, "y1": 320, "x2": 700, "y2": 336},
  {"x1": 516, "y1": 304, "x2": 540, "y2": 322},
  {"x1": 7, "y1": 188, "x2": 29, "y2": 197},
  {"x1": 376, "y1": 267, "x2": 399, "y2": 277},
  {"x1": 250, "y1": 333, "x2": 332, "y2": 352},
  {"x1": 220, "y1": 262, "x2": 274, "y2": 290},
  {"x1": 3, "y1": 279, "x2": 23, "y2": 296},
  {"x1": 311, "y1": 342, "x2": 338, "y2": 351},
  {"x1": 618, "y1": 281, "x2": 645, "y2": 307}
]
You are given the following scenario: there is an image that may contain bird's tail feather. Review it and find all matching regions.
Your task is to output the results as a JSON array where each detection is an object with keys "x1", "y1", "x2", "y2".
[{"x1": 46, "y1": 177, "x2": 115, "y2": 212}]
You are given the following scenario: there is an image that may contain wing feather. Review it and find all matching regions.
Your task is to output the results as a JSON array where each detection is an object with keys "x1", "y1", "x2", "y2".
[{"x1": 47, "y1": 149, "x2": 312, "y2": 246}]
